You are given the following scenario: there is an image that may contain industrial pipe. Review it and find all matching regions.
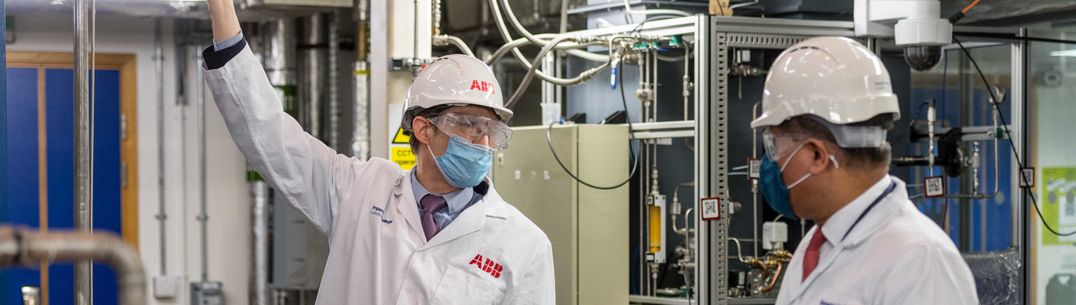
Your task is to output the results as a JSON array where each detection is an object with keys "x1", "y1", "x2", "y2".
[
  {"x1": 0, "y1": 227, "x2": 146, "y2": 305},
  {"x1": 154, "y1": 17, "x2": 169, "y2": 277},
  {"x1": 252, "y1": 181, "x2": 270, "y2": 305},
  {"x1": 73, "y1": 0, "x2": 95, "y2": 303},
  {"x1": 301, "y1": 14, "x2": 327, "y2": 139},
  {"x1": 329, "y1": 12, "x2": 340, "y2": 150},
  {"x1": 196, "y1": 51, "x2": 209, "y2": 282}
]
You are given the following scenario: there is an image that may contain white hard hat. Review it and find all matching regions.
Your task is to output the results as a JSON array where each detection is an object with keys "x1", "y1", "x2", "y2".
[
  {"x1": 402, "y1": 54, "x2": 513, "y2": 131},
  {"x1": 751, "y1": 37, "x2": 901, "y2": 130}
]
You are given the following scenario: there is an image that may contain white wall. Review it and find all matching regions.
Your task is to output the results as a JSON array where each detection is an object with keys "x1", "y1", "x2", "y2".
[{"x1": 8, "y1": 12, "x2": 251, "y2": 305}]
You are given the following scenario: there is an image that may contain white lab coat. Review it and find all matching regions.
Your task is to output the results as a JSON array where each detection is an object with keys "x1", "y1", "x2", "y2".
[
  {"x1": 204, "y1": 46, "x2": 555, "y2": 305},
  {"x1": 775, "y1": 176, "x2": 979, "y2": 305}
]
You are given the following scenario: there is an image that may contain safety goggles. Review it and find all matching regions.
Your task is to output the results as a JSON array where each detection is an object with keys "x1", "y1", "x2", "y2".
[
  {"x1": 429, "y1": 112, "x2": 513, "y2": 151},
  {"x1": 761, "y1": 129, "x2": 807, "y2": 160}
]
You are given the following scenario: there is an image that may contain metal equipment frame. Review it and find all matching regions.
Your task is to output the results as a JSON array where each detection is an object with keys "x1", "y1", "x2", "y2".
[{"x1": 540, "y1": 14, "x2": 1029, "y2": 305}]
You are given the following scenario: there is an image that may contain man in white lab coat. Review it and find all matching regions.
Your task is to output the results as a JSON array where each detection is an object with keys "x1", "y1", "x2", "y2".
[
  {"x1": 750, "y1": 36, "x2": 979, "y2": 304},
  {"x1": 202, "y1": 1, "x2": 554, "y2": 304}
]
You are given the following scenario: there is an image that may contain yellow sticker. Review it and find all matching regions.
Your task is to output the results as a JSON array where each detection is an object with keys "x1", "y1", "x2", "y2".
[
  {"x1": 392, "y1": 127, "x2": 411, "y2": 144},
  {"x1": 391, "y1": 146, "x2": 417, "y2": 170}
]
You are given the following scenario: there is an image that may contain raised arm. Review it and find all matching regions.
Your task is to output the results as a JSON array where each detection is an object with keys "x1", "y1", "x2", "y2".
[
  {"x1": 208, "y1": 0, "x2": 241, "y2": 42},
  {"x1": 204, "y1": 0, "x2": 370, "y2": 236}
]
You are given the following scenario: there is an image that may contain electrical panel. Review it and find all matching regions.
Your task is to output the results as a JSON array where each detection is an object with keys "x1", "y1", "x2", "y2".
[
  {"x1": 493, "y1": 124, "x2": 629, "y2": 305},
  {"x1": 190, "y1": 282, "x2": 224, "y2": 305}
]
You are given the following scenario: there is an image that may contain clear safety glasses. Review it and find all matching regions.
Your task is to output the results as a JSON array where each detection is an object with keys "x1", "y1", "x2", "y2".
[
  {"x1": 761, "y1": 129, "x2": 807, "y2": 160},
  {"x1": 429, "y1": 112, "x2": 513, "y2": 151}
]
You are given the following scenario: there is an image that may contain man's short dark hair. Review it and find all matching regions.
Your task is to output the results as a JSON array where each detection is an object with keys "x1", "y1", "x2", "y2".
[
  {"x1": 405, "y1": 105, "x2": 451, "y2": 152},
  {"x1": 777, "y1": 114, "x2": 895, "y2": 170}
]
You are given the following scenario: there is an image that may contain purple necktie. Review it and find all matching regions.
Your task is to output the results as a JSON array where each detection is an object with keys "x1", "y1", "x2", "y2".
[{"x1": 420, "y1": 194, "x2": 448, "y2": 241}]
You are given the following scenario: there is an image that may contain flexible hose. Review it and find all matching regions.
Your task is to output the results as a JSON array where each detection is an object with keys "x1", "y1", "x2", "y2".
[
  {"x1": 497, "y1": 0, "x2": 609, "y2": 62},
  {"x1": 487, "y1": 0, "x2": 609, "y2": 86},
  {"x1": 434, "y1": 35, "x2": 475, "y2": 57},
  {"x1": 504, "y1": 36, "x2": 607, "y2": 108},
  {"x1": 485, "y1": 34, "x2": 597, "y2": 66}
]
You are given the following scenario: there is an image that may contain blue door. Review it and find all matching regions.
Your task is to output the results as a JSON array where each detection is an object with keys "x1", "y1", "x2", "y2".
[{"x1": 2, "y1": 66, "x2": 124, "y2": 305}]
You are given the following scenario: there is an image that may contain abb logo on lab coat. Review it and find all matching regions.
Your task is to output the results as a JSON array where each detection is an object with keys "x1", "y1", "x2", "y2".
[
  {"x1": 468, "y1": 254, "x2": 504, "y2": 279},
  {"x1": 469, "y1": 80, "x2": 495, "y2": 94}
]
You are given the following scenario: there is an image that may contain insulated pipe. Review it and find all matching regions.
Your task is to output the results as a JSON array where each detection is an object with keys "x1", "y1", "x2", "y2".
[
  {"x1": 432, "y1": 0, "x2": 442, "y2": 36},
  {"x1": 0, "y1": 227, "x2": 146, "y2": 305},
  {"x1": 352, "y1": 61, "x2": 370, "y2": 159},
  {"x1": 264, "y1": 19, "x2": 297, "y2": 87},
  {"x1": 355, "y1": 0, "x2": 368, "y2": 21},
  {"x1": 73, "y1": 0, "x2": 94, "y2": 303},
  {"x1": 301, "y1": 14, "x2": 327, "y2": 139},
  {"x1": 352, "y1": 0, "x2": 371, "y2": 159},
  {"x1": 329, "y1": 13, "x2": 340, "y2": 150}
]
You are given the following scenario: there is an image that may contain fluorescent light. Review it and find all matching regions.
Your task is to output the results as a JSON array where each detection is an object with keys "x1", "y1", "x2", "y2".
[{"x1": 1050, "y1": 49, "x2": 1076, "y2": 57}]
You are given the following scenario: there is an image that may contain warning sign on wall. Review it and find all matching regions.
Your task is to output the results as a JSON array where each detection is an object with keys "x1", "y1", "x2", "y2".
[{"x1": 390, "y1": 127, "x2": 416, "y2": 170}]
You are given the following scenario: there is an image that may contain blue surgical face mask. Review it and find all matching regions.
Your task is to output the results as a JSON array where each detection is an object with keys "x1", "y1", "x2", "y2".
[
  {"x1": 759, "y1": 143, "x2": 837, "y2": 220},
  {"x1": 428, "y1": 135, "x2": 493, "y2": 188}
]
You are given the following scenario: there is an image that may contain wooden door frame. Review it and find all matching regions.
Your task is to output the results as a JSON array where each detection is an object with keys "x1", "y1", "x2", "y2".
[{"x1": 6, "y1": 51, "x2": 139, "y2": 248}]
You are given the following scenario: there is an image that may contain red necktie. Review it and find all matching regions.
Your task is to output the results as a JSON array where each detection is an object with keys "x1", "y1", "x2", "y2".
[{"x1": 802, "y1": 229, "x2": 827, "y2": 282}]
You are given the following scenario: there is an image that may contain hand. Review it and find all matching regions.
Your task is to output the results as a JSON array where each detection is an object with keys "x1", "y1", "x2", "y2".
[{"x1": 207, "y1": 0, "x2": 242, "y2": 42}]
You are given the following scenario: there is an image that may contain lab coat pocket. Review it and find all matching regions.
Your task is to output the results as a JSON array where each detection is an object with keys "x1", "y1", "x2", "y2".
[{"x1": 431, "y1": 266, "x2": 506, "y2": 305}]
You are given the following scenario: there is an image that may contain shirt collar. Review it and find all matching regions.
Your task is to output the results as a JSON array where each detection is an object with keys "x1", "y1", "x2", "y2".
[
  {"x1": 410, "y1": 170, "x2": 475, "y2": 214},
  {"x1": 819, "y1": 175, "x2": 893, "y2": 246}
]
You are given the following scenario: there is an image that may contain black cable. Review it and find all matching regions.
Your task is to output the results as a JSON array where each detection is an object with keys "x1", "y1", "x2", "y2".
[
  {"x1": 954, "y1": 32, "x2": 1076, "y2": 46},
  {"x1": 545, "y1": 61, "x2": 640, "y2": 190},
  {"x1": 538, "y1": 16, "x2": 683, "y2": 190},
  {"x1": 952, "y1": 36, "x2": 1076, "y2": 237}
]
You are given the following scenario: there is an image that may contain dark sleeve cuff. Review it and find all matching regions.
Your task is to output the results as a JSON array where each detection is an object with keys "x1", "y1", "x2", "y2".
[{"x1": 202, "y1": 38, "x2": 248, "y2": 70}]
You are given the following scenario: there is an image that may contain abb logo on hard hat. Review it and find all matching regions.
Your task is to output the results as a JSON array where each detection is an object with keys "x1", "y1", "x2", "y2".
[{"x1": 469, "y1": 80, "x2": 495, "y2": 94}]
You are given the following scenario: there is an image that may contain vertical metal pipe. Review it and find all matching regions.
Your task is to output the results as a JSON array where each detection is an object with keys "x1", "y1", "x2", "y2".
[
  {"x1": 73, "y1": 0, "x2": 94, "y2": 303},
  {"x1": 751, "y1": 102, "x2": 760, "y2": 258},
  {"x1": 259, "y1": 19, "x2": 296, "y2": 303},
  {"x1": 252, "y1": 181, "x2": 269, "y2": 305},
  {"x1": 154, "y1": 18, "x2": 168, "y2": 276},
  {"x1": 352, "y1": 0, "x2": 371, "y2": 159},
  {"x1": 370, "y1": 0, "x2": 390, "y2": 158},
  {"x1": 301, "y1": 14, "x2": 327, "y2": 139},
  {"x1": 1010, "y1": 31, "x2": 1025, "y2": 254},
  {"x1": 958, "y1": 52, "x2": 972, "y2": 251},
  {"x1": 197, "y1": 51, "x2": 209, "y2": 282},
  {"x1": 328, "y1": 13, "x2": 340, "y2": 151}
]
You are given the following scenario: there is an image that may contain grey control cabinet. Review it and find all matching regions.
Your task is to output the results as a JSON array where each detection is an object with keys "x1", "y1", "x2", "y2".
[{"x1": 493, "y1": 124, "x2": 629, "y2": 305}]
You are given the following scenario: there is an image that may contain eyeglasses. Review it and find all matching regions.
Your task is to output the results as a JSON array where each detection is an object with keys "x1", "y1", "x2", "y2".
[{"x1": 429, "y1": 112, "x2": 513, "y2": 151}]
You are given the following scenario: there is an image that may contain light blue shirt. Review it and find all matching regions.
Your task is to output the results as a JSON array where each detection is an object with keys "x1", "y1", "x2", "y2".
[
  {"x1": 214, "y1": 33, "x2": 245, "y2": 51},
  {"x1": 410, "y1": 171, "x2": 483, "y2": 231}
]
